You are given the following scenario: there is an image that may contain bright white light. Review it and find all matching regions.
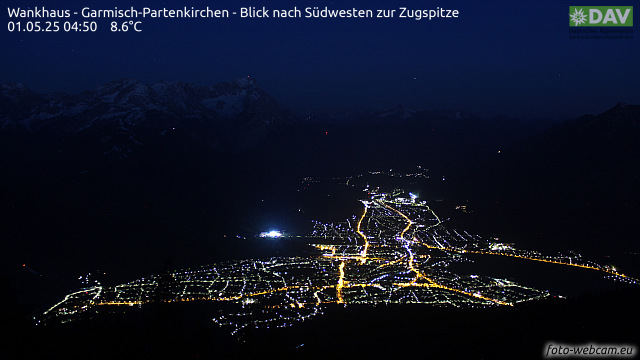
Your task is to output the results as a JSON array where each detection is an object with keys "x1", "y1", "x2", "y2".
[
  {"x1": 260, "y1": 230, "x2": 283, "y2": 238},
  {"x1": 409, "y1": 193, "x2": 417, "y2": 199}
]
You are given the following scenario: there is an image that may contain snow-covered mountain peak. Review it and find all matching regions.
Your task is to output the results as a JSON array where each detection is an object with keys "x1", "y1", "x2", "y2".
[
  {"x1": 233, "y1": 76, "x2": 258, "y2": 90},
  {"x1": 0, "y1": 78, "x2": 296, "y2": 153}
]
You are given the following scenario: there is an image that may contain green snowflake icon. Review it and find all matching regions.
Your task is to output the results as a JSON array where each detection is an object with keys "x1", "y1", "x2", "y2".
[{"x1": 569, "y1": 8, "x2": 587, "y2": 26}]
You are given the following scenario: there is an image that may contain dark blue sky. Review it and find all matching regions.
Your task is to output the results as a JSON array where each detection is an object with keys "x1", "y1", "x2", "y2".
[{"x1": 2, "y1": 0, "x2": 638, "y2": 117}]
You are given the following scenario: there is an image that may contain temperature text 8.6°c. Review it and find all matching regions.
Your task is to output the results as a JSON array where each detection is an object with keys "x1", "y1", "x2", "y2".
[
  {"x1": 7, "y1": 21, "x2": 98, "y2": 32},
  {"x1": 110, "y1": 21, "x2": 142, "y2": 32}
]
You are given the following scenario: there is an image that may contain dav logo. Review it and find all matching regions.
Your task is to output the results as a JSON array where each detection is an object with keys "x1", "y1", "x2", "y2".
[{"x1": 569, "y1": 6, "x2": 633, "y2": 26}]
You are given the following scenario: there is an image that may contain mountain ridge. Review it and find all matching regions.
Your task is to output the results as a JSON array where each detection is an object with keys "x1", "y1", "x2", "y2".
[
  {"x1": 447, "y1": 102, "x2": 640, "y2": 256},
  {"x1": 0, "y1": 77, "x2": 296, "y2": 153}
]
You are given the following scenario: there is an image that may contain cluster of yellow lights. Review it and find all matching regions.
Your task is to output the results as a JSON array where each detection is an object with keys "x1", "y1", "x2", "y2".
[
  {"x1": 330, "y1": 200, "x2": 516, "y2": 307},
  {"x1": 336, "y1": 261, "x2": 347, "y2": 304},
  {"x1": 313, "y1": 244, "x2": 337, "y2": 256},
  {"x1": 87, "y1": 197, "x2": 633, "y2": 313}
]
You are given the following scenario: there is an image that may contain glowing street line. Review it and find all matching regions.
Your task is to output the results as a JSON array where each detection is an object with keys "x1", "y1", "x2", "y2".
[
  {"x1": 393, "y1": 282, "x2": 513, "y2": 306},
  {"x1": 380, "y1": 201, "x2": 413, "y2": 239},
  {"x1": 337, "y1": 261, "x2": 346, "y2": 304},
  {"x1": 357, "y1": 203, "x2": 369, "y2": 263},
  {"x1": 323, "y1": 255, "x2": 386, "y2": 261},
  {"x1": 377, "y1": 255, "x2": 407, "y2": 268},
  {"x1": 378, "y1": 202, "x2": 414, "y2": 241},
  {"x1": 98, "y1": 301, "x2": 143, "y2": 306},
  {"x1": 418, "y1": 242, "x2": 634, "y2": 279}
]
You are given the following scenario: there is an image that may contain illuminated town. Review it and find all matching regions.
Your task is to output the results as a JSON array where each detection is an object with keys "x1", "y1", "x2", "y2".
[{"x1": 37, "y1": 169, "x2": 638, "y2": 336}]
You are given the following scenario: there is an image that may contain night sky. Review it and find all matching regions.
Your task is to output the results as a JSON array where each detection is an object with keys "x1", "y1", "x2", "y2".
[{"x1": 1, "y1": 0, "x2": 638, "y2": 118}]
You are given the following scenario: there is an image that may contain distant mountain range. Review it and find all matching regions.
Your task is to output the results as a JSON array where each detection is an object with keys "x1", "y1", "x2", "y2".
[
  {"x1": 498, "y1": 102, "x2": 640, "y2": 208},
  {"x1": 0, "y1": 77, "x2": 295, "y2": 154},
  {"x1": 450, "y1": 102, "x2": 640, "y2": 257},
  {"x1": 0, "y1": 78, "x2": 567, "y2": 178}
]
